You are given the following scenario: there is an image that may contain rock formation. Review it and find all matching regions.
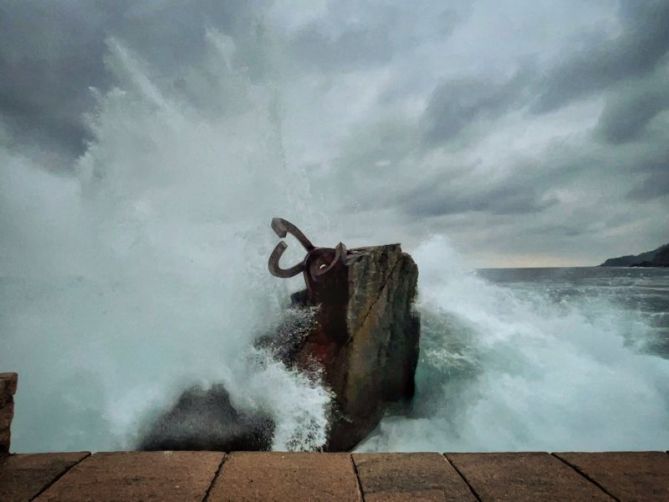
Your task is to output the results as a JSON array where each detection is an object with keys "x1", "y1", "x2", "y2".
[
  {"x1": 140, "y1": 219, "x2": 420, "y2": 453},
  {"x1": 139, "y1": 384, "x2": 274, "y2": 452},
  {"x1": 266, "y1": 219, "x2": 420, "y2": 451},
  {"x1": 600, "y1": 242, "x2": 669, "y2": 267},
  {"x1": 301, "y1": 244, "x2": 420, "y2": 450},
  {"x1": 0, "y1": 373, "x2": 17, "y2": 455}
]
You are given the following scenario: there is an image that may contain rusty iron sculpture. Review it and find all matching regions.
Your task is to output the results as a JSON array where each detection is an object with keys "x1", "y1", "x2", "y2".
[{"x1": 268, "y1": 218, "x2": 347, "y2": 294}]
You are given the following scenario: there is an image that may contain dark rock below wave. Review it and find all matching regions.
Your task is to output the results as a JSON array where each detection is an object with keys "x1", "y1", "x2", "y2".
[
  {"x1": 139, "y1": 384, "x2": 274, "y2": 452},
  {"x1": 600, "y1": 243, "x2": 669, "y2": 267}
]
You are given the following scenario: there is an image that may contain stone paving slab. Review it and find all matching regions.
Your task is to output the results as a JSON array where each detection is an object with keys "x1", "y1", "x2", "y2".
[
  {"x1": 1, "y1": 451, "x2": 667, "y2": 501},
  {"x1": 35, "y1": 451, "x2": 223, "y2": 502},
  {"x1": 353, "y1": 452, "x2": 475, "y2": 501},
  {"x1": 555, "y1": 451, "x2": 669, "y2": 501},
  {"x1": 0, "y1": 452, "x2": 89, "y2": 501},
  {"x1": 447, "y1": 452, "x2": 613, "y2": 501},
  {"x1": 207, "y1": 452, "x2": 361, "y2": 501}
]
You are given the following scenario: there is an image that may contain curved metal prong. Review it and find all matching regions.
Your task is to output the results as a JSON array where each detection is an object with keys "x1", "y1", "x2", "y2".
[
  {"x1": 311, "y1": 242, "x2": 347, "y2": 279},
  {"x1": 271, "y1": 218, "x2": 315, "y2": 252},
  {"x1": 268, "y1": 241, "x2": 306, "y2": 278}
]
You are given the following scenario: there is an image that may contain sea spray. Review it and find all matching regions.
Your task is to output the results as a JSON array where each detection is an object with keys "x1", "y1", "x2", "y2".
[
  {"x1": 359, "y1": 236, "x2": 669, "y2": 452},
  {"x1": 0, "y1": 33, "x2": 333, "y2": 452}
]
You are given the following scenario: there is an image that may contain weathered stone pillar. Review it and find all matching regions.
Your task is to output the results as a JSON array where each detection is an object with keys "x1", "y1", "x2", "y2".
[
  {"x1": 0, "y1": 372, "x2": 18, "y2": 455},
  {"x1": 288, "y1": 244, "x2": 420, "y2": 451}
]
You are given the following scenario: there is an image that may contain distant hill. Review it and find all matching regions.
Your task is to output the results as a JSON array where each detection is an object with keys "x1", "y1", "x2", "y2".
[{"x1": 600, "y1": 243, "x2": 669, "y2": 267}]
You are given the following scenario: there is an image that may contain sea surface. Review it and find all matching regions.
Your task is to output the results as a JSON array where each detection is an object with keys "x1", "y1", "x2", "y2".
[
  {"x1": 358, "y1": 251, "x2": 669, "y2": 452},
  {"x1": 2, "y1": 246, "x2": 669, "y2": 453},
  {"x1": 480, "y1": 266, "x2": 669, "y2": 357}
]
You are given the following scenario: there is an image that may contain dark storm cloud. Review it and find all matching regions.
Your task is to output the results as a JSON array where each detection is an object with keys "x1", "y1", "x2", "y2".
[
  {"x1": 422, "y1": 65, "x2": 532, "y2": 145},
  {"x1": 400, "y1": 155, "x2": 573, "y2": 219},
  {"x1": 406, "y1": 180, "x2": 555, "y2": 217},
  {"x1": 595, "y1": 67, "x2": 669, "y2": 144},
  {"x1": 532, "y1": 0, "x2": 669, "y2": 114},
  {"x1": 628, "y1": 158, "x2": 669, "y2": 202},
  {"x1": 397, "y1": 131, "x2": 667, "y2": 235},
  {"x1": 1, "y1": 0, "x2": 666, "y2": 265},
  {"x1": 0, "y1": 0, "x2": 265, "y2": 161},
  {"x1": 0, "y1": 0, "x2": 115, "y2": 157}
]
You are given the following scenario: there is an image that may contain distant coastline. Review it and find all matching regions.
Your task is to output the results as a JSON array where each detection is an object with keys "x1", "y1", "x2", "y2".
[{"x1": 600, "y1": 242, "x2": 669, "y2": 267}]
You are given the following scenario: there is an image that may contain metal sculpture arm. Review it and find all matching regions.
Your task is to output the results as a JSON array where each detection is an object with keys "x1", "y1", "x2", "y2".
[
  {"x1": 268, "y1": 241, "x2": 305, "y2": 278},
  {"x1": 271, "y1": 218, "x2": 315, "y2": 252},
  {"x1": 268, "y1": 218, "x2": 348, "y2": 289}
]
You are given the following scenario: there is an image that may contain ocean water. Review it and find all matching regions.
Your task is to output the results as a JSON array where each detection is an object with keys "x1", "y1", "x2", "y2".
[
  {"x1": 3, "y1": 235, "x2": 668, "y2": 453},
  {"x1": 1, "y1": 32, "x2": 668, "y2": 454},
  {"x1": 359, "y1": 245, "x2": 669, "y2": 452}
]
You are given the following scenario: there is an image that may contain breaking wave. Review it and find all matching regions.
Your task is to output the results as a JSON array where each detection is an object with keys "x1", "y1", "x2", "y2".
[
  {"x1": 1, "y1": 30, "x2": 667, "y2": 454},
  {"x1": 360, "y1": 236, "x2": 669, "y2": 451}
]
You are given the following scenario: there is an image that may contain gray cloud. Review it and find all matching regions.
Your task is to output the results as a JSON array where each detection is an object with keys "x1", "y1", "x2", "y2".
[
  {"x1": 422, "y1": 65, "x2": 533, "y2": 145},
  {"x1": 289, "y1": 23, "x2": 394, "y2": 71},
  {"x1": 0, "y1": 0, "x2": 266, "y2": 161},
  {"x1": 0, "y1": 0, "x2": 114, "y2": 157},
  {"x1": 628, "y1": 157, "x2": 669, "y2": 202},
  {"x1": 288, "y1": 3, "x2": 463, "y2": 72},
  {"x1": 404, "y1": 172, "x2": 557, "y2": 218},
  {"x1": 1, "y1": 0, "x2": 667, "y2": 266},
  {"x1": 595, "y1": 64, "x2": 669, "y2": 144},
  {"x1": 532, "y1": 0, "x2": 669, "y2": 114}
]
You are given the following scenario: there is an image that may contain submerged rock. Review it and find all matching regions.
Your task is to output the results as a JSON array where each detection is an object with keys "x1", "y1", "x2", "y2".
[
  {"x1": 270, "y1": 243, "x2": 420, "y2": 451},
  {"x1": 139, "y1": 384, "x2": 274, "y2": 452}
]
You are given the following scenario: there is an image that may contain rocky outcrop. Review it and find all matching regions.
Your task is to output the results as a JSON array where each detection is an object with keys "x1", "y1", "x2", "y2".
[
  {"x1": 272, "y1": 244, "x2": 420, "y2": 451},
  {"x1": 0, "y1": 372, "x2": 18, "y2": 455},
  {"x1": 600, "y1": 243, "x2": 669, "y2": 267},
  {"x1": 139, "y1": 223, "x2": 420, "y2": 453}
]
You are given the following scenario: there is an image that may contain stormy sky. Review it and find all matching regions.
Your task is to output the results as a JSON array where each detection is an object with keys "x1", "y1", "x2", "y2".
[{"x1": 1, "y1": 0, "x2": 668, "y2": 267}]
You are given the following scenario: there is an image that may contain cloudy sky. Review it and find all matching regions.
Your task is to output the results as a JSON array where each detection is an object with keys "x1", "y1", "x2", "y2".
[{"x1": 1, "y1": 0, "x2": 668, "y2": 267}]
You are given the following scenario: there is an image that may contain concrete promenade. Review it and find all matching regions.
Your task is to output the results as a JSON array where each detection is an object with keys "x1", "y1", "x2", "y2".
[{"x1": 1, "y1": 450, "x2": 668, "y2": 501}]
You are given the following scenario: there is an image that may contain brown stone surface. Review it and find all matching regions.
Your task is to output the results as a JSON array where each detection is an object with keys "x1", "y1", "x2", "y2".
[
  {"x1": 447, "y1": 452, "x2": 612, "y2": 501},
  {"x1": 0, "y1": 433, "x2": 10, "y2": 456},
  {"x1": 0, "y1": 452, "x2": 89, "y2": 501},
  {"x1": 1, "y1": 451, "x2": 666, "y2": 500},
  {"x1": 353, "y1": 453, "x2": 475, "y2": 501},
  {"x1": 286, "y1": 244, "x2": 420, "y2": 451},
  {"x1": 0, "y1": 401, "x2": 14, "y2": 430},
  {"x1": 36, "y1": 451, "x2": 223, "y2": 502},
  {"x1": 0, "y1": 373, "x2": 18, "y2": 399},
  {"x1": 0, "y1": 429, "x2": 10, "y2": 455},
  {"x1": 208, "y1": 452, "x2": 361, "y2": 501},
  {"x1": 555, "y1": 451, "x2": 669, "y2": 501},
  {"x1": 0, "y1": 373, "x2": 17, "y2": 455}
]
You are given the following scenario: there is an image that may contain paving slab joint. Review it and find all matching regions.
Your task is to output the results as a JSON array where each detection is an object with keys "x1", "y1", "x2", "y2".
[
  {"x1": 551, "y1": 453, "x2": 620, "y2": 501},
  {"x1": 349, "y1": 453, "x2": 364, "y2": 501},
  {"x1": 203, "y1": 454, "x2": 227, "y2": 501},
  {"x1": 29, "y1": 452, "x2": 91, "y2": 501},
  {"x1": 442, "y1": 453, "x2": 481, "y2": 501}
]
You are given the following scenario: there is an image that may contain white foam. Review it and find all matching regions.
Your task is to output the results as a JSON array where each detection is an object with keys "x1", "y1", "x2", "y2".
[
  {"x1": 359, "y1": 235, "x2": 669, "y2": 451},
  {"x1": 0, "y1": 35, "x2": 331, "y2": 452}
]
